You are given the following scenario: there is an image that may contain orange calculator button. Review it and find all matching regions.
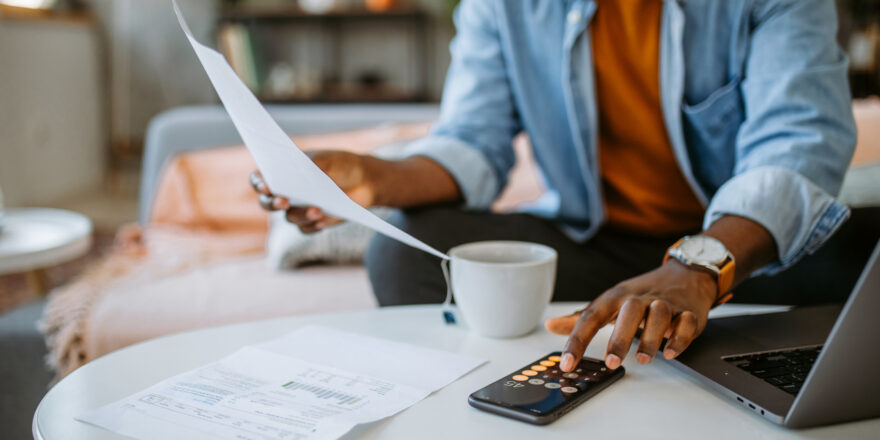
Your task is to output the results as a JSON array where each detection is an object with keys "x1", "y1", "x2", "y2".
[
  {"x1": 522, "y1": 370, "x2": 538, "y2": 376},
  {"x1": 548, "y1": 355, "x2": 562, "y2": 362},
  {"x1": 512, "y1": 375, "x2": 529, "y2": 381},
  {"x1": 531, "y1": 365, "x2": 547, "y2": 372},
  {"x1": 540, "y1": 360, "x2": 556, "y2": 367}
]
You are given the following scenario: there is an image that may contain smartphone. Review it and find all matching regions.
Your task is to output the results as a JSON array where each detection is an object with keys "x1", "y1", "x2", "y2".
[{"x1": 468, "y1": 351, "x2": 625, "y2": 425}]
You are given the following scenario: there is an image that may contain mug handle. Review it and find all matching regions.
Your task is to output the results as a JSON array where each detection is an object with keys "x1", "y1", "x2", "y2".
[{"x1": 440, "y1": 259, "x2": 457, "y2": 325}]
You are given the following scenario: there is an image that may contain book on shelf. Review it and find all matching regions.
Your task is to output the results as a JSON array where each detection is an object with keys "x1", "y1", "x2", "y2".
[{"x1": 218, "y1": 23, "x2": 263, "y2": 94}]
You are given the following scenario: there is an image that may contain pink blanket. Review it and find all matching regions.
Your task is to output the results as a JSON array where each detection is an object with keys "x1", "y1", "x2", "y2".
[{"x1": 42, "y1": 123, "x2": 445, "y2": 377}]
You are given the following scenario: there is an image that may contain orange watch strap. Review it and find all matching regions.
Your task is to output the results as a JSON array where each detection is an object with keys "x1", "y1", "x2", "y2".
[
  {"x1": 664, "y1": 238, "x2": 736, "y2": 306},
  {"x1": 710, "y1": 257, "x2": 735, "y2": 307},
  {"x1": 717, "y1": 257, "x2": 735, "y2": 297},
  {"x1": 662, "y1": 238, "x2": 684, "y2": 265}
]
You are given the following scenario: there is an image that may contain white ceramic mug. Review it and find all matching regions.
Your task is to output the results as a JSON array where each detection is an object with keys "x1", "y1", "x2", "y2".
[{"x1": 448, "y1": 241, "x2": 557, "y2": 338}]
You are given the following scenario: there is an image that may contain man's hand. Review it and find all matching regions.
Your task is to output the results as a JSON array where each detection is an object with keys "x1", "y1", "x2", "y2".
[
  {"x1": 546, "y1": 261, "x2": 717, "y2": 371},
  {"x1": 250, "y1": 151, "x2": 376, "y2": 233},
  {"x1": 248, "y1": 151, "x2": 463, "y2": 234},
  {"x1": 546, "y1": 215, "x2": 777, "y2": 373}
]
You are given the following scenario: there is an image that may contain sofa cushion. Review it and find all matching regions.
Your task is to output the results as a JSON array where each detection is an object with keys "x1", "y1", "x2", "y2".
[
  {"x1": 149, "y1": 122, "x2": 437, "y2": 234},
  {"x1": 839, "y1": 163, "x2": 880, "y2": 207},
  {"x1": 853, "y1": 97, "x2": 880, "y2": 166},
  {"x1": 841, "y1": 98, "x2": 880, "y2": 207}
]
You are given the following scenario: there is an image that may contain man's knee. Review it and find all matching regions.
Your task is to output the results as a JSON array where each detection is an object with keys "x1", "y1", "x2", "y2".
[
  {"x1": 365, "y1": 210, "x2": 447, "y2": 306},
  {"x1": 364, "y1": 210, "x2": 432, "y2": 276}
]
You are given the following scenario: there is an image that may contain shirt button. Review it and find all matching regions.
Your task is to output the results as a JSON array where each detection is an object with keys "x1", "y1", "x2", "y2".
[{"x1": 568, "y1": 10, "x2": 582, "y2": 24}]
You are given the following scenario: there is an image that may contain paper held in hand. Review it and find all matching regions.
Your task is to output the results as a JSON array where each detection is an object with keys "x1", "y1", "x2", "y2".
[
  {"x1": 171, "y1": 0, "x2": 448, "y2": 260},
  {"x1": 77, "y1": 326, "x2": 486, "y2": 440}
]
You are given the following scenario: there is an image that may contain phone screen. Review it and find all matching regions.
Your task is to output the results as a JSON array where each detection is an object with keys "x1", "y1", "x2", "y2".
[{"x1": 469, "y1": 352, "x2": 623, "y2": 422}]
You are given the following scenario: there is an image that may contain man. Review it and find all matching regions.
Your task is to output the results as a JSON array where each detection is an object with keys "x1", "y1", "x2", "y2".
[{"x1": 251, "y1": 0, "x2": 869, "y2": 374}]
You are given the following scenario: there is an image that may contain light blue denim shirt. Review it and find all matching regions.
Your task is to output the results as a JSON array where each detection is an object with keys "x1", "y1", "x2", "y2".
[{"x1": 406, "y1": 0, "x2": 856, "y2": 275}]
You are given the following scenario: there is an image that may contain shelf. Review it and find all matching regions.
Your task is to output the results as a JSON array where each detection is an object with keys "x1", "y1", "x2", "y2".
[
  {"x1": 0, "y1": 5, "x2": 94, "y2": 26},
  {"x1": 259, "y1": 84, "x2": 430, "y2": 104},
  {"x1": 219, "y1": 6, "x2": 428, "y2": 23},
  {"x1": 216, "y1": 5, "x2": 436, "y2": 103}
]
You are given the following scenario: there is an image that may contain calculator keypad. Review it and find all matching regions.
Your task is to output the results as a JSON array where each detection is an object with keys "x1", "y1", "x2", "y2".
[
  {"x1": 470, "y1": 352, "x2": 624, "y2": 422},
  {"x1": 509, "y1": 355, "x2": 609, "y2": 393}
]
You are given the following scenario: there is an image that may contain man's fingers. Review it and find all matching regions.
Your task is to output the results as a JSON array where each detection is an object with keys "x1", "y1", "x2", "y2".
[
  {"x1": 258, "y1": 194, "x2": 274, "y2": 211},
  {"x1": 249, "y1": 171, "x2": 270, "y2": 194},
  {"x1": 636, "y1": 300, "x2": 672, "y2": 364},
  {"x1": 285, "y1": 206, "x2": 324, "y2": 226},
  {"x1": 299, "y1": 217, "x2": 342, "y2": 234},
  {"x1": 561, "y1": 302, "x2": 615, "y2": 372},
  {"x1": 273, "y1": 197, "x2": 290, "y2": 210},
  {"x1": 604, "y1": 297, "x2": 649, "y2": 370},
  {"x1": 663, "y1": 311, "x2": 700, "y2": 360},
  {"x1": 544, "y1": 313, "x2": 582, "y2": 335},
  {"x1": 284, "y1": 207, "x2": 343, "y2": 234},
  {"x1": 252, "y1": 171, "x2": 291, "y2": 212},
  {"x1": 259, "y1": 194, "x2": 290, "y2": 211}
]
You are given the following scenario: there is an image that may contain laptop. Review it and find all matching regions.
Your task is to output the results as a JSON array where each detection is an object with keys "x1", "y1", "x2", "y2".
[{"x1": 668, "y1": 240, "x2": 880, "y2": 428}]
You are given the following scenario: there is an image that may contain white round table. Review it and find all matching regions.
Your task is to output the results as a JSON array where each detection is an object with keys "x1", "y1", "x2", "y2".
[
  {"x1": 33, "y1": 304, "x2": 880, "y2": 439},
  {"x1": 0, "y1": 208, "x2": 92, "y2": 291}
]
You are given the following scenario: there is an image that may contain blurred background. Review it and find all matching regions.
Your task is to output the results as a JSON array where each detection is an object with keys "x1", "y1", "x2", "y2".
[
  {"x1": 0, "y1": 0, "x2": 459, "y2": 216},
  {"x1": 0, "y1": 0, "x2": 460, "y2": 307},
  {"x1": 1, "y1": 0, "x2": 879, "y2": 226},
  {"x1": 0, "y1": 1, "x2": 879, "y2": 438},
  {"x1": 1, "y1": 0, "x2": 878, "y2": 229}
]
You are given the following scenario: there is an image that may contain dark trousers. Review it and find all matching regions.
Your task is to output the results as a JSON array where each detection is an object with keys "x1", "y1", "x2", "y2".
[{"x1": 364, "y1": 207, "x2": 880, "y2": 307}]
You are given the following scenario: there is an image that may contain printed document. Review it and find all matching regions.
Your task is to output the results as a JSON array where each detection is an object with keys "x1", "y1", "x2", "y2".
[
  {"x1": 78, "y1": 326, "x2": 486, "y2": 440},
  {"x1": 172, "y1": 0, "x2": 448, "y2": 260}
]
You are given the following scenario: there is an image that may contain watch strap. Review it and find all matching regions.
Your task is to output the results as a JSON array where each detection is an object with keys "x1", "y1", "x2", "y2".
[
  {"x1": 664, "y1": 237, "x2": 736, "y2": 305},
  {"x1": 717, "y1": 256, "x2": 735, "y2": 298}
]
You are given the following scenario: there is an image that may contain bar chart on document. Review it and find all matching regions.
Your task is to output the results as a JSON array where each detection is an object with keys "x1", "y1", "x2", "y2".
[
  {"x1": 282, "y1": 381, "x2": 365, "y2": 406},
  {"x1": 215, "y1": 358, "x2": 406, "y2": 434},
  {"x1": 236, "y1": 368, "x2": 392, "y2": 413}
]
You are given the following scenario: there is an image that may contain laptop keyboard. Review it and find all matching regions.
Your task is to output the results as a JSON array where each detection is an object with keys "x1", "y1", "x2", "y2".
[{"x1": 722, "y1": 345, "x2": 823, "y2": 395}]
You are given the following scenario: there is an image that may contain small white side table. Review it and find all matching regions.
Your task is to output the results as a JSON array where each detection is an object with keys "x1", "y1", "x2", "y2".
[{"x1": 0, "y1": 208, "x2": 93, "y2": 293}]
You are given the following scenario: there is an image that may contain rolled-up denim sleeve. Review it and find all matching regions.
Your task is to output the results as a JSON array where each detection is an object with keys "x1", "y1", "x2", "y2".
[
  {"x1": 403, "y1": 0, "x2": 520, "y2": 210},
  {"x1": 704, "y1": 0, "x2": 856, "y2": 275}
]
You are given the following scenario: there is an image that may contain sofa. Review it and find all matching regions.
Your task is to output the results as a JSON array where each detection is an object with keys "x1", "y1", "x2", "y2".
[
  {"x1": 39, "y1": 100, "x2": 880, "y2": 380},
  {"x1": 42, "y1": 104, "x2": 444, "y2": 377}
]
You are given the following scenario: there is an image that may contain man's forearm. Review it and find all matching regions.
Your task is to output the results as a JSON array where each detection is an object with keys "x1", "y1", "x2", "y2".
[
  {"x1": 703, "y1": 215, "x2": 778, "y2": 287},
  {"x1": 366, "y1": 156, "x2": 463, "y2": 208}
]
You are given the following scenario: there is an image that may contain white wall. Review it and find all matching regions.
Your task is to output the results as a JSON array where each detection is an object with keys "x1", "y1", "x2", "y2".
[
  {"x1": 85, "y1": 0, "x2": 220, "y2": 145},
  {"x1": 0, "y1": 17, "x2": 106, "y2": 207}
]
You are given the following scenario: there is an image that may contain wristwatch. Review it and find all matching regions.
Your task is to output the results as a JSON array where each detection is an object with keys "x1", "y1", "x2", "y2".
[{"x1": 664, "y1": 235, "x2": 736, "y2": 305}]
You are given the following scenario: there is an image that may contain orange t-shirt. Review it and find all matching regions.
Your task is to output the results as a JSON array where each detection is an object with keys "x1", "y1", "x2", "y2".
[{"x1": 592, "y1": 0, "x2": 705, "y2": 236}]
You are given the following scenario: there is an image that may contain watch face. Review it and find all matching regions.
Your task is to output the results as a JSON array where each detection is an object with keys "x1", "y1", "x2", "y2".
[{"x1": 679, "y1": 236, "x2": 728, "y2": 265}]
